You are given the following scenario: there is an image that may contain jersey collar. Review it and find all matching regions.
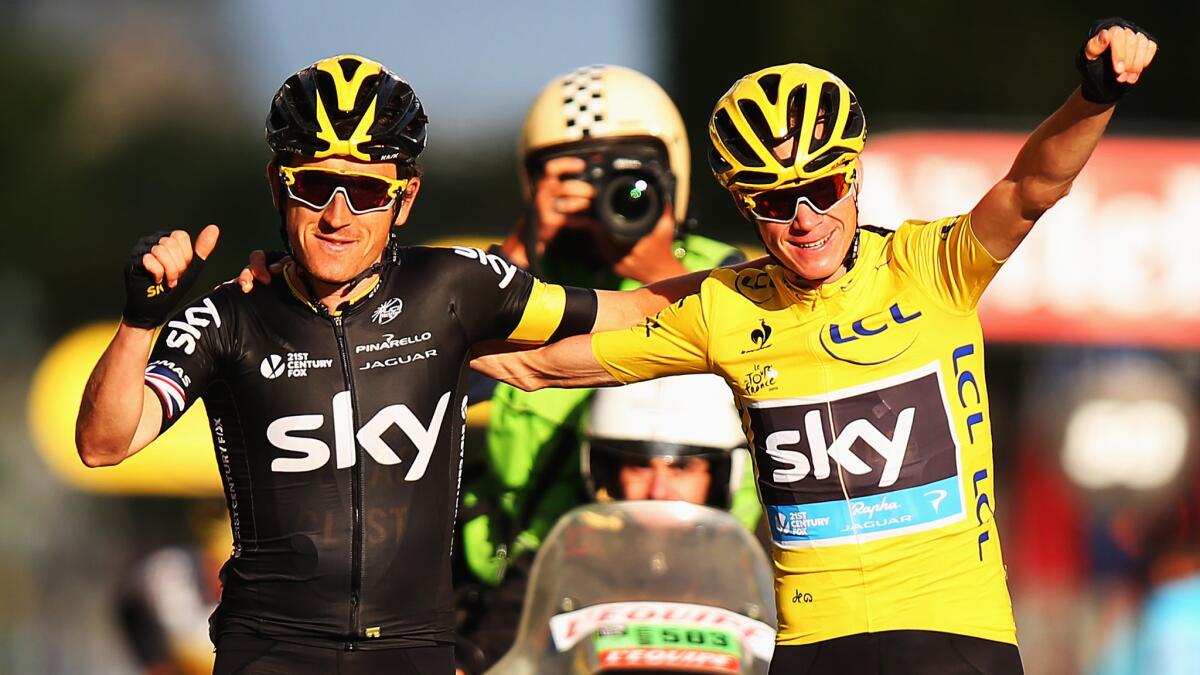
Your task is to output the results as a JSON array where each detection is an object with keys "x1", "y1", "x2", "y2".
[{"x1": 282, "y1": 261, "x2": 385, "y2": 317}]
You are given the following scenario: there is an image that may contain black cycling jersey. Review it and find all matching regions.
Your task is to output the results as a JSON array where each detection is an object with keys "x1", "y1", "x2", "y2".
[{"x1": 143, "y1": 245, "x2": 596, "y2": 650}]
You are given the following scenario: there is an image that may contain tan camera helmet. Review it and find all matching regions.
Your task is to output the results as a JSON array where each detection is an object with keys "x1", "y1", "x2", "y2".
[{"x1": 519, "y1": 65, "x2": 691, "y2": 225}]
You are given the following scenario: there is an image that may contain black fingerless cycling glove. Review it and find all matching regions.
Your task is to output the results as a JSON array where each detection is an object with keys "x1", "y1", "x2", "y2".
[
  {"x1": 122, "y1": 231, "x2": 206, "y2": 328},
  {"x1": 1075, "y1": 17, "x2": 1155, "y2": 104}
]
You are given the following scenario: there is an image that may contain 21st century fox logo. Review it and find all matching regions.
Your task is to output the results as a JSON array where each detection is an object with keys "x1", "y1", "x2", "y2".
[{"x1": 261, "y1": 353, "x2": 334, "y2": 379}]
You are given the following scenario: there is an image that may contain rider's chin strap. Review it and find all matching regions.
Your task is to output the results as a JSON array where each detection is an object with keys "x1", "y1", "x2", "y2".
[
  {"x1": 841, "y1": 227, "x2": 861, "y2": 272},
  {"x1": 840, "y1": 183, "x2": 862, "y2": 272}
]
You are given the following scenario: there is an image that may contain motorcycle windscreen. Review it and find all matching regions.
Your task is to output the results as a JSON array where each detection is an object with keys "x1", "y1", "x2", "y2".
[{"x1": 487, "y1": 501, "x2": 776, "y2": 675}]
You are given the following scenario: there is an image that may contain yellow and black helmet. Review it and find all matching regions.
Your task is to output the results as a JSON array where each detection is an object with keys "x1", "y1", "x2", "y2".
[
  {"x1": 519, "y1": 65, "x2": 690, "y2": 224},
  {"x1": 266, "y1": 54, "x2": 427, "y2": 164},
  {"x1": 708, "y1": 63, "x2": 865, "y2": 193}
]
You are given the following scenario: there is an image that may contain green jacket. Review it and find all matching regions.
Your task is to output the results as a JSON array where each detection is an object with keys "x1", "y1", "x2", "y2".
[{"x1": 460, "y1": 234, "x2": 761, "y2": 585}]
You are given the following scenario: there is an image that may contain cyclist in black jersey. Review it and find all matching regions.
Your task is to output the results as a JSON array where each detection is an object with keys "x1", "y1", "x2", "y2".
[{"x1": 74, "y1": 54, "x2": 703, "y2": 675}]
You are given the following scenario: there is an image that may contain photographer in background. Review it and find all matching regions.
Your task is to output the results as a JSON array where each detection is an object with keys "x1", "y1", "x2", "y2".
[
  {"x1": 495, "y1": 64, "x2": 735, "y2": 286},
  {"x1": 454, "y1": 65, "x2": 754, "y2": 672}
]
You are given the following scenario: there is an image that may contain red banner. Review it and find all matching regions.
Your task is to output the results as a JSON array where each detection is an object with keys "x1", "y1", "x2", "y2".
[{"x1": 859, "y1": 132, "x2": 1200, "y2": 347}]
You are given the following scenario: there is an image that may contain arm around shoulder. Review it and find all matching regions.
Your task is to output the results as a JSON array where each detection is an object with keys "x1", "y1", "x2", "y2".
[
  {"x1": 471, "y1": 334, "x2": 618, "y2": 392},
  {"x1": 592, "y1": 256, "x2": 768, "y2": 333}
]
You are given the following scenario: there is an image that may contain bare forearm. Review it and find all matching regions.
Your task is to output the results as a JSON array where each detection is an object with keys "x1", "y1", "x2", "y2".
[
  {"x1": 471, "y1": 334, "x2": 616, "y2": 391},
  {"x1": 76, "y1": 322, "x2": 158, "y2": 466},
  {"x1": 973, "y1": 92, "x2": 1116, "y2": 258},
  {"x1": 592, "y1": 256, "x2": 769, "y2": 332},
  {"x1": 1008, "y1": 90, "x2": 1114, "y2": 214}
]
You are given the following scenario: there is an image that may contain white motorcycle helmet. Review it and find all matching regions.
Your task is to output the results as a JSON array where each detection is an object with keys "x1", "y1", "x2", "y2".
[{"x1": 582, "y1": 374, "x2": 748, "y2": 509}]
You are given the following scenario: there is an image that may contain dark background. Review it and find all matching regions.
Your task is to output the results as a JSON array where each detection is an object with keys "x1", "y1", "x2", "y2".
[{"x1": 2, "y1": 3, "x2": 1191, "y2": 338}]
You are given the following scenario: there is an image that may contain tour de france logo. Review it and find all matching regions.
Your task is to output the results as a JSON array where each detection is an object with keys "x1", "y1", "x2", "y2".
[{"x1": 743, "y1": 363, "x2": 778, "y2": 395}]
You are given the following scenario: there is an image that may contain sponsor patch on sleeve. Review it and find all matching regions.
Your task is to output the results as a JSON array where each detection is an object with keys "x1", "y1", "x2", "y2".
[{"x1": 144, "y1": 360, "x2": 189, "y2": 419}]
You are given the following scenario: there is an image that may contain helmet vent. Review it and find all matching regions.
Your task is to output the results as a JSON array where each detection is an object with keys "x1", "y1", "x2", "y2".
[
  {"x1": 732, "y1": 170, "x2": 776, "y2": 186},
  {"x1": 803, "y1": 147, "x2": 854, "y2": 174},
  {"x1": 757, "y1": 73, "x2": 781, "y2": 105},
  {"x1": 708, "y1": 147, "x2": 732, "y2": 174},
  {"x1": 713, "y1": 108, "x2": 765, "y2": 168},
  {"x1": 810, "y1": 82, "x2": 840, "y2": 153},
  {"x1": 737, "y1": 99, "x2": 775, "y2": 146},
  {"x1": 337, "y1": 57, "x2": 361, "y2": 81},
  {"x1": 785, "y1": 84, "x2": 807, "y2": 139},
  {"x1": 844, "y1": 94, "x2": 865, "y2": 138}
]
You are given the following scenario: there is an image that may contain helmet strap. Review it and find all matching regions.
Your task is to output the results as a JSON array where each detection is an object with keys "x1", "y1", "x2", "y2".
[
  {"x1": 842, "y1": 227, "x2": 861, "y2": 272},
  {"x1": 276, "y1": 174, "x2": 295, "y2": 256}
]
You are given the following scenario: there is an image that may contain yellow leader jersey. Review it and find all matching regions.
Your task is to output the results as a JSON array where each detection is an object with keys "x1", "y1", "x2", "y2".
[{"x1": 592, "y1": 214, "x2": 1017, "y2": 646}]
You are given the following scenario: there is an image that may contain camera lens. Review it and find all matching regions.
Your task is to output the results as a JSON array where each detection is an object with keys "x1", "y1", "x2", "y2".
[{"x1": 597, "y1": 173, "x2": 662, "y2": 243}]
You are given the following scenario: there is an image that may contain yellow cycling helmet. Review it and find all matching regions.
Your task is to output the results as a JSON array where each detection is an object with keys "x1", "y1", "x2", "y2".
[
  {"x1": 266, "y1": 54, "x2": 427, "y2": 164},
  {"x1": 519, "y1": 65, "x2": 690, "y2": 225},
  {"x1": 708, "y1": 63, "x2": 865, "y2": 193}
]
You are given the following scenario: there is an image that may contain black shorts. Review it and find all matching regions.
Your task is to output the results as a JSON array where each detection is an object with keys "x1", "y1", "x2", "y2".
[
  {"x1": 212, "y1": 633, "x2": 454, "y2": 675},
  {"x1": 769, "y1": 630, "x2": 1023, "y2": 675}
]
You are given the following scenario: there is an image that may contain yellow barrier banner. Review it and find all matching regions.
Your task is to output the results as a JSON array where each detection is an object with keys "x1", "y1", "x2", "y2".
[{"x1": 28, "y1": 322, "x2": 222, "y2": 496}]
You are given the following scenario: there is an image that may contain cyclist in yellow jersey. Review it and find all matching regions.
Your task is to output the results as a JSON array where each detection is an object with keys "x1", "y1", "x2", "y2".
[{"x1": 473, "y1": 18, "x2": 1158, "y2": 674}]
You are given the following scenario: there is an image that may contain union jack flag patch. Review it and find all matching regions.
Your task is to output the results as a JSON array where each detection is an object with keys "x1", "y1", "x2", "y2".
[{"x1": 144, "y1": 362, "x2": 187, "y2": 419}]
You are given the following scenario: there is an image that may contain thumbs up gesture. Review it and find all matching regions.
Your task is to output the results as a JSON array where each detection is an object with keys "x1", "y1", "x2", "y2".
[{"x1": 122, "y1": 225, "x2": 221, "y2": 329}]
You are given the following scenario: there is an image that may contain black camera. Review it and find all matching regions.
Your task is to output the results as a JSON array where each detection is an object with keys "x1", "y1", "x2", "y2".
[{"x1": 533, "y1": 141, "x2": 675, "y2": 243}]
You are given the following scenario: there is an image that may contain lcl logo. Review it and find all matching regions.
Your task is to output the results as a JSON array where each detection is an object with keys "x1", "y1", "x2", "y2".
[{"x1": 827, "y1": 302, "x2": 922, "y2": 344}]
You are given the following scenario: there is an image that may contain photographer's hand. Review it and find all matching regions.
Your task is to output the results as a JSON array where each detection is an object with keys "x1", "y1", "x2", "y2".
[
  {"x1": 532, "y1": 157, "x2": 596, "y2": 239},
  {"x1": 610, "y1": 210, "x2": 687, "y2": 284},
  {"x1": 502, "y1": 157, "x2": 600, "y2": 269}
]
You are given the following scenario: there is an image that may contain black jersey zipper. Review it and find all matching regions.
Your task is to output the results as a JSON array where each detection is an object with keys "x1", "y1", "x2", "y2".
[{"x1": 332, "y1": 314, "x2": 364, "y2": 647}]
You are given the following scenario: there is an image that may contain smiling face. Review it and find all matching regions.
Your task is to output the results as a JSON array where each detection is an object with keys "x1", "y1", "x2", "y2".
[
  {"x1": 751, "y1": 186, "x2": 858, "y2": 287},
  {"x1": 274, "y1": 155, "x2": 420, "y2": 289}
]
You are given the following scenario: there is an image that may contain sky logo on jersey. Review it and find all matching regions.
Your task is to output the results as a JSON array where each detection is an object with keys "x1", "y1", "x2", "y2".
[
  {"x1": 144, "y1": 360, "x2": 188, "y2": 419},
  {"x1": 452, "y1": 246, "x2": 518, "y2": 289},
  {"x1": 748, "y1": 361, "x2": 965, "y2": 547},
  {"x1": 266, "y1": 391, "x2": 451, "y2": 479},
  {"x1": 372, "y1": 298, "x2": 403, "y2": 325},
  {"x1": 164, "y1": 298, "x2": 220, "y2": 356}
]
